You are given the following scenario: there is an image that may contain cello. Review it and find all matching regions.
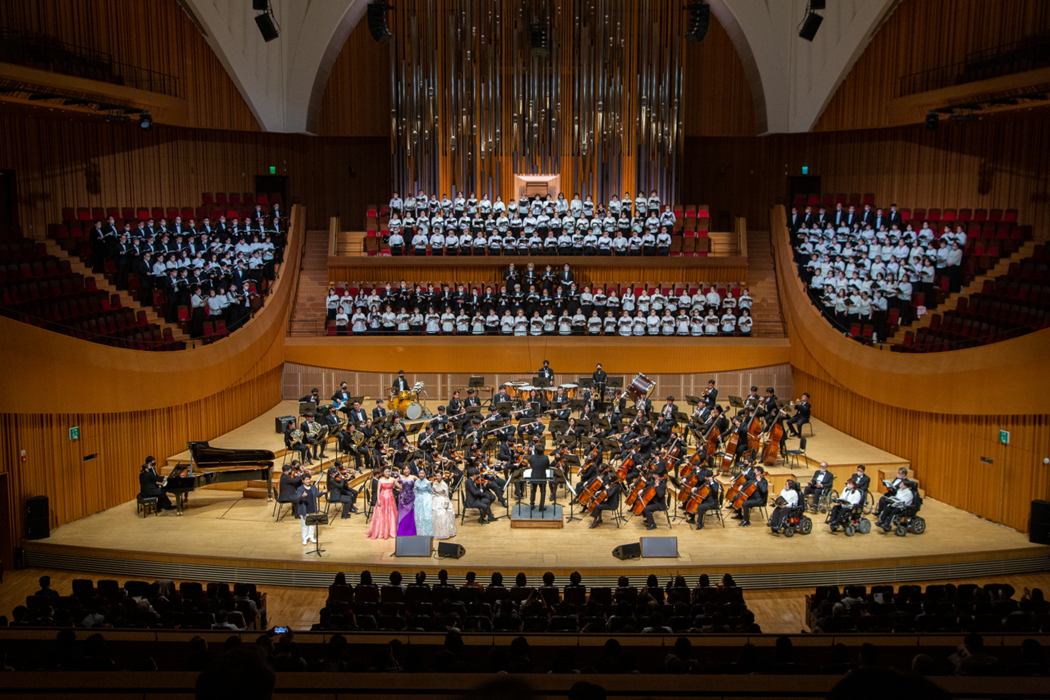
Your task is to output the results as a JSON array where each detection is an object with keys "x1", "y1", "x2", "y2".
[
  {"x1": 683, "y1": 482, "x2": 712, "y2": 514},
  {"x1": 724, "y1": 461, "x2": 754, "y2": 504},
  {"x1": 631, "y1": 474, "x2": 666, "y2": 516},
  {"x1": 731, "y1": 479, "x2": 758, "y2": 509},
  {"x1": 720, "y1": 409, "x2": 757, "y2": 473}
]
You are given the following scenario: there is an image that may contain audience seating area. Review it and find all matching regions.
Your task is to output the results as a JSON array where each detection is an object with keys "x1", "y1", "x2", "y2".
[
  {"x1": 807, "y1": 582, "x2": 1049, "y2": 635},
  {"x1": 899, "y1": 244, "x2": 1050, "y2": 352},
  {"x1": 0, "y1": 228, "x2": 184, "y2": 350},
  {"x1": 12, "y1": 576, "x2": 266, "y2": 632}
]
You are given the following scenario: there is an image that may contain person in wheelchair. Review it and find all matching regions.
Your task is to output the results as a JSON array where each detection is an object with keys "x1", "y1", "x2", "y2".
[
  {"x1": 875, "y1": 467, "x2": 909, "y2": 516},
  {"x1": 768, "y1": 479, "x2": 801, "y2": 532},
  {"x1": 876, "y1": 479, "x2": 915, "y2": 530},
  {"x1": 803, "y1": 462, "x2": 834, "y2": 511},
  {"x1": 827, "y1": 478, "x2": 863, "y2": 531}
]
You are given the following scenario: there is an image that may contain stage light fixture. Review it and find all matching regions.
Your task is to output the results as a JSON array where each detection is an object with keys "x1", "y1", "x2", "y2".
[
  {"x1": 367, "y1": 2, "x2": 393, "y2": 44},
  {"x1": 139, "y1": 113, "x2": 153, "y2": 131},
  {"x1": 798, "y1": 11, "x2": 823, "y2": 41},
  {"x1": 925, "y1": 112, "x2": 939, "y2": 131},
  {"x1": 685, "y1": 3, "x2": 710, "y2": 44}
]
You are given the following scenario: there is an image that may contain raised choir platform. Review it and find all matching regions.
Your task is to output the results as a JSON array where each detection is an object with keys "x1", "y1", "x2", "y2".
[{"x1": 22, "y1": 401, "x2": 1049, "y2": 588}]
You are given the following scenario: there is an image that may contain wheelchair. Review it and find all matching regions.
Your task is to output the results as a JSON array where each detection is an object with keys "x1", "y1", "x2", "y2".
[
  {"x1": 826, "y1": 502, "x2": 871, "y2": 536},
  {"x1": 768, "y1": 503, "x2": 813, "y2": 537},
  {"x1": 878, "y1": 496, "x2": 925, "y2": 536},
  {"x1": 809, "y1": 487, "x2": 837, "y2": 514}
]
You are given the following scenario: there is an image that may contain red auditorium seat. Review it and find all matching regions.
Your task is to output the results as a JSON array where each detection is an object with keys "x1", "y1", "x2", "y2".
[
  {"x1": 61, "y1": 207, "x2": 75, "y2": 222},
  {"x1": 229, "y1": 193, "x2": 241, "y2": 206},
  {"x1": 973, "y1": 208, "x2": 987, "y2": 221},
  {"x1": 202, "y1": 193, "x2": 214, "y2": 205},
  {"x1": 989, "y1": 208, "x2": 1003, "y2": 221},
  {"x1": 216, "y1": 193, "x2": 227, "y2": 205}
]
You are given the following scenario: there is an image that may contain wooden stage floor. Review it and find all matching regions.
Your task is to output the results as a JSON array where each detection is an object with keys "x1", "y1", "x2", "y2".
[{"x1": 26, "y1": 401, "x2": 1050, "y2": 588}]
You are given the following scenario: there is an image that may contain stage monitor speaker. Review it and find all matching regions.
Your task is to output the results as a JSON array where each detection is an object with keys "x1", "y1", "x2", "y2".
[
  {"x1": 255, "y1": 12, "x2": 279, "y2": 42},
  {"x1": 641, "y1": 536, "x2": 678, "y2": 558},
  {"x1": 612, "y1": 542, "x2": 642, "y2": 560},
  {"x1": 252, "y1": 0, "x2": 269, "y2": 10},
  {"x1": 437, "y1": 542, "x2": 466, "y2": 559},
  {"x1": 275, "y1": 415, "x2": 296, "y2": 433},
  {"x1": 395, "y1": 535, "x2": 433, "y2": 557},
  {"x1": 26, "y1": 495, "x2": 49, "y2": 540},
  {"x1": 367, "y1": 3, "x2": 393, "y2": 44},
  {"x1": 685, "y1": 3, "x2": 710, "y2": 44},
  {"x1": 798, "y1": 12, "x2": 823, "y2": 42},
  {"x1": 1030, "y1": 500, "x2": 1050, "y2": 545}
]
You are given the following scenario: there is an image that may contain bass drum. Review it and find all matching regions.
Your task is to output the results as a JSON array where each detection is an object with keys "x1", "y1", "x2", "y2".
[
  {"x1": 403, "y1": 402, "x2": 423, "y2": 420},
  {"x1": 626, "y1": 372, "x2": 655, "y2": 401}
]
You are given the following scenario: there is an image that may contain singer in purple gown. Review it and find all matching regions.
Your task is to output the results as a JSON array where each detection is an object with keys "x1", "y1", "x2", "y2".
[{"x1": 396, "y1": 467, "x2": 417, "y2": 536}]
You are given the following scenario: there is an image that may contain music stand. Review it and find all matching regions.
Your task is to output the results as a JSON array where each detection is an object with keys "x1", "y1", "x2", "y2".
[
  {"x1": 468, "y1": 376, "x2": 485, "y2": 388},
  {"x1": 674, "y1": 411, "x2": 690, "y2": 424},
  {"x1": 406, "y1": 422, "x2": 424, "y2": 437},
  {"x1": 548, "y1": 419, "x2": 567, "y2": 436},
  {"x1": 568, "y1": 399, "x2": 586, "y2": 414},
  {"x1": 504, "y1": 467, "x2": 525, "y2": 504},
  {"x1": 305, "y1": 512, "x2": 328, "y2": 557},
  {"x1": 524, "y1": 467, "x2": 554, "y2": 516},
  {"x1": 349, "y1": 396, "x2": 365, "y2": 406},
  {"x1": 685, "y1": 395, "x2": 701, "y2": 406},
  {"x1": 596, "y1": 417, "x2": 611, "y2": 431},
  {"x1": 495, "y1": 401, "x2": 513, "y2": 415},
  {"x1": 576, "y1": 419, "x2": 591, "y2": 433},
  {"x1": 533, "y1": 377, "x2": 550, "y2": 388},
  {"x1": 623, "y1": 406, "x2": 638, "y2": 418},
  {"x1": 607, "y1": 376, "x2": 624, "y2": 389},
  {"x1": 465, "y1": 405, "x2": 482, "y2": 416},
  {"x1": 602, "y1": 437, "x2": 622, "y2": 453},
  {"x1": 298, "y1": 401, "x2": 315, "y2": 417},
  {"x1": 728, "y1": 396, "x2": 745, "y2": 409},
  {"x1": 578, "y1": 377, "x2": 594, "y2": 388},
  {"x1": 480, "y1": 436, "x2": 499, "y2": 456}
]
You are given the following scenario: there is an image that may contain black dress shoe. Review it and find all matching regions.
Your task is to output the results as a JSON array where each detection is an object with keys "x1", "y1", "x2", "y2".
[
  {"x1": 539, "y1": 506, "x2": 547, "y2": 512},
  {"x1": 478, "y1": 517, "x2": 487, "y2": 524},
  {"x1": 731, "y1": 513, "x2": 743, "y2": 520},
  {"x1": 695, "y1": 523, "x2": 704, "y2": 530},
  {"x1": 646, "y1": 523, "x2": 657, "y2": 531},
  {"x1": 589, "y1": 520, "x2": 600, "y2": 529},
  {"x1": 350, "y1": 506, "x2": 359, "y2": 514},
  {"x1": 738, "y1": 520, "x2": 750, "y2": 527}
]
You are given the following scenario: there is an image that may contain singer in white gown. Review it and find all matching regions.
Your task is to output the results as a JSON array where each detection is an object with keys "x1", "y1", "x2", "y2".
[{"x1": 431, "y1": 473, "x2": 457, "y2": 540}]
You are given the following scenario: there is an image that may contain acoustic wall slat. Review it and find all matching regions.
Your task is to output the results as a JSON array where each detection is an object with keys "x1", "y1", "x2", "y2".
[{"x1": 682, "y1": 10, "x2": 756, "y2": 137}]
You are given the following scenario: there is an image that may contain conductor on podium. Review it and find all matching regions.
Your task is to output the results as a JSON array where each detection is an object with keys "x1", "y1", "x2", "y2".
[{"x1": 527, "y1": 445, "x2": 552, "y2": 512}]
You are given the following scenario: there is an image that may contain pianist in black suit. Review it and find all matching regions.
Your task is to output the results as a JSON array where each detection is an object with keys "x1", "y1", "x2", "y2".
[{"x1": 138, "y1": 457, "x2": 173, "y2": 510}]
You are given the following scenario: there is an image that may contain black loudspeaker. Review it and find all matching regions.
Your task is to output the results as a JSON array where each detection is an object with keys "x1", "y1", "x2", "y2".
[
  {"x1": 254, "y1": 13, "x2": 280, "y2": 42},
  {"x1": 26, "y1": 495, "x2": 50, "y2": 540},
  {"x1": 395, "y1": 535, "x2": 432, "y2": 556},
  {"x1": 685, "y1": 3, "x2": 710, "y2": 44},
  {"x1": 437, "y1": 542, "x2": 466, "y2": 559},
  {"x1": 798, "y1": 12, "x2": 824, "y2": 42},
  {"x1": 252, "y1": 0, "x2": 269, "y2": 10},
  {"x1": 1031, "y1": 500, "x2": 1050, "y2": 545},
  {"x1": 641, "y1": 536, "x2": 679, "y2": 558},
  {"x1": 612, "y1": 542, "x2": 642, "y2": 560},
  {"x1": 367, "y1": 3, "x2": 393, "y2": 44},
  {"x1": 275, "y1": 415, "x2": 296, "y2": 433},
  {"x1": 809, "y1": 0, "x2": 827, "y2": 10}
]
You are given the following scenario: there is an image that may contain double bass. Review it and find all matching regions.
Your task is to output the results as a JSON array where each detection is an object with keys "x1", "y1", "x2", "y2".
[
  {"x1": 720, "y1": 409, "x2": 758, "y2": 473},
  {"x1": 759, "y1": 403, "x2": 793, "y2": 465}
]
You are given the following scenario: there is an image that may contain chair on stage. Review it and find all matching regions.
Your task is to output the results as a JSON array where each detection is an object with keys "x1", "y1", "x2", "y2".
[
  {"x1": 784, "y1": 437, "x2": 807, "y2": 470},
  {"x1": 272, "y1": 493, "x2": 297, "y2": 522},
  {"x1": 136, "y1": 493, "x2": 159, "y2": 517}
]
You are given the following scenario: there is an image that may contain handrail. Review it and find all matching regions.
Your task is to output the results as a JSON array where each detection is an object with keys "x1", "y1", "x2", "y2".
[
  {"x1": 769, "y1": 204, "x2": 1050, "y2": 416},
  {"x1": 898, "y1": 32, "x2": 1050, "y2": 97}
]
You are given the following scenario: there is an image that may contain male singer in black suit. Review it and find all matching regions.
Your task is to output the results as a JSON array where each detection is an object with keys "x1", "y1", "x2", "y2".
[
  {"x1": 138, "y1": 456, "x2": 173, "y2": 511},
  {"x1": 592, "y1": 363, "x2": 608, "y2": 402},
  {"x1": 888, "y1": 204, "x2": 902, "y2": 229},
  {"x1": 860, "y1": 204, "x2": 876, "y2": 228},
  {"x1": 538, "y1": 360, "x2": 554, "y2": 385},
  {"x1": 787, "y1": 393, "x2": 811, "y2": 437},
  {"x1": 392, "y1": 370, "x2": 410, "y2": 392},
  {"x1": 788, "y1": 207, "x2": 803, "y2": 233},
  {"x1": 558, "y1": 263, "x2": 575, "y2": 292},
  {"x1": 527, "y1": 445, "x2": 552, "y2": 512}
]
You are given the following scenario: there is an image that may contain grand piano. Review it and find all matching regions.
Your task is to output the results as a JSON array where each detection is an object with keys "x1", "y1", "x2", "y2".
[{"x1": 164, "y1": 441, "x2": 276, "y2": 514}]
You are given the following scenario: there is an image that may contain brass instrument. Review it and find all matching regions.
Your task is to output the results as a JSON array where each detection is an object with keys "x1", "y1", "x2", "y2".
[
  {"x1": 306, "y1": 421, "x2": 322, "y2": 438},
  {"x1": 288, "y1": 429, "x2": 304, "y2": 447},
  {"x1": 351, "y1": 430, "x2": 365, "y2": 447}
]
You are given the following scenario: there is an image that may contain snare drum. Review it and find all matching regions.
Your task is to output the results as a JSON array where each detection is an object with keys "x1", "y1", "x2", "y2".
[
  {"x1": 626, "y1": 373, "x2": 655, "y2": 401},
  {"x1": 559, "y1": 383, "x2": 579, "y2": 400}
]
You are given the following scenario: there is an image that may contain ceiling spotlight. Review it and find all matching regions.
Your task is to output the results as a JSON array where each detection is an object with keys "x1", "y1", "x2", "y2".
[
  {"x1": 925, "y1": 112, "x2": 939, "y2": 131},
  {"x1": 139, "y1": 113, "x2": 153, "y2": 131}
]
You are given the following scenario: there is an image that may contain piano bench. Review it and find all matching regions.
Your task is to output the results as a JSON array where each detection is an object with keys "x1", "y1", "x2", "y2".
[{"x1": 137, "y1": 494, "x2": 160, "y2": 517}]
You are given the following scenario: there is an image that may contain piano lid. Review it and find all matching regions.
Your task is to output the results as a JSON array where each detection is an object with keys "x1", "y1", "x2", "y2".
[{"x1": 187, "y1": 441, "x2": 275, "y2": 469}]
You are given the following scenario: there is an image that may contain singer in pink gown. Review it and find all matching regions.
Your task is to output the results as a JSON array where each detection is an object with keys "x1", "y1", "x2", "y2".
[{"x1": 366, "y1": 469, "x2": 399, "y2": 540}]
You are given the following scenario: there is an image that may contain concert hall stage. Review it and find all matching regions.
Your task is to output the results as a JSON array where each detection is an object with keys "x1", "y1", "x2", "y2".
[{"x1": 23, "y1": 402, "x2": 1050, "y2": 589}]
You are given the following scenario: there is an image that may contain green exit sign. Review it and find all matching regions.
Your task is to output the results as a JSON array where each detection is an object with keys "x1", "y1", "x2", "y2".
[
  {"x1": 269, "y1": 166, "x2": 276, "y2": 174},
  {"x1": 999, "y1": 430, "x2": 1010, "y2": 445},
  {"x1": 69, "y1": 426, "x2": 80, "y2": 441}
]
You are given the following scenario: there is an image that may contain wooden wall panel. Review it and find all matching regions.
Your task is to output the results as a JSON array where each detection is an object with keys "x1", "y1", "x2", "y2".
[
  {"x1": 316, "y1": 20, "x2": 392, "y2": 138},
  {"x1": 0, "y1": 366, "x2": 283, "y2": 557},
  {"x1": 815, "y1": 0, "x2": 1050, "y2": 132},
  {"x1": 0, "y1": 113, "x2": 390, "y2": 233},
  {"x1": 685, "y1": 111, "x2": 1050, "y2": 235},
  {"x1": 769, "y1": 205, "x2": 1050, "y2": 531},
  {"x1": 284, "y1": 336, "x2": 792, "y2": 376},
  {"x1": 683, "y1": 12, "x2": 756, "y2": 137},
  {"x1": 0, "y1": 0, "x2": 261, "y2": 132}
]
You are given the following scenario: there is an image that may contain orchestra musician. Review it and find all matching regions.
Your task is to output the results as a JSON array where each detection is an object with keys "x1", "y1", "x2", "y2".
[
  {"x1": 661, "y1": 395, "x2": 677, "y2": 419},
  {"x1": 728, "y1": 457, "x2": 758, "y2": 520},
  {"x1": 464, "y1": 388, "x2": 482, "y2": 410},
  {"x1": 736, "y1": 465, "x2": 768, "y2": 527},
  {"x1": 337, "y1": 421, "x2": 363, "y2": 469},
  {"x1": 296, "y1": 472, "x2": 326, "y2": 545},
  {"x1": 786, "y1": 393, "x2": 811, "y2": 438},
  {"x1": 138, "y1": 456, "x2": 173, "y2": 511},
  {"x1": 538, "y1": 359, "x2": 555, "y2": 384},
  {"x1": 641, "y1": 457, "x2": 670, "y2": 531},
  {"x1": 299, "y1": 387, "x2": 321, "y2": 407},
  {"x1": 494, "y1": 385, "x2": 513, "y2": 409},
  {"x1": 447, "y1": 390, "x2": 464, "y2": 416},
  {"x1": 768, "y1": 479, "x2": 800, "y2": 531},
  {"x1": 828, "y1": 477, "x2": 862, "y2": 530},
  {"x1": 653, "y1": 414, "x2": 674, "y2": 446},
  {"x1": 588, "y1": 470, "x2": 621, "y2": 529},
  {"x1": 464, "y1": 466, "x2": 497, "y2": 524},
  {"x1": 392, "y1": 370, "x2": 410, "y2": 392},
  {"x1": 348, "y1": 401, "x2": 367, "y2": 425},
  {"x1": 360, "y1": 418, "x2": 379, "y2": 467},
  {"x1": 331, "y1": 382, "x2": 351, "y2": 418},
  {"x1": 372, "y1": 399, "x2": 388, "y2": 421},
  {"x1": 804, "y1": 462, "x2": 835, "y2": 512},
  {"x1": 550, "y1": 386, "x2": 571, "y2": 421},
  {"x1": 686, "y1": 472, "x2": 720, "y2": 530},
  {"x1": 284, "y1": 421, "x2": 312, "y2": 464},
  {"x1": 592, "y1": 362, "x2": 608, "y2": 402},
  {"x1": 761, "y1": 387, "x2": 779, "y2": 429},
  {"x1": 700, "y1": 379, "x2": 718, "y2": 421},
  {"x1": 327, "y1": 461, "x2": 360, "y2": 518},
  {"x1": 279, "y1": 462, "x2": 304, "y2": 505},
  {"x1": 737, "y1": 386, "x2": 761, "y2": 418},
  {"x1": 527, "y1": 445, "x2": 552, "y2": 512},
  {"x1": 418, "y1": 424, "x2": 436, "y2": 452},
  {"x1": 301, "y1": 414, "x2": 327, "y2": 462}
]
